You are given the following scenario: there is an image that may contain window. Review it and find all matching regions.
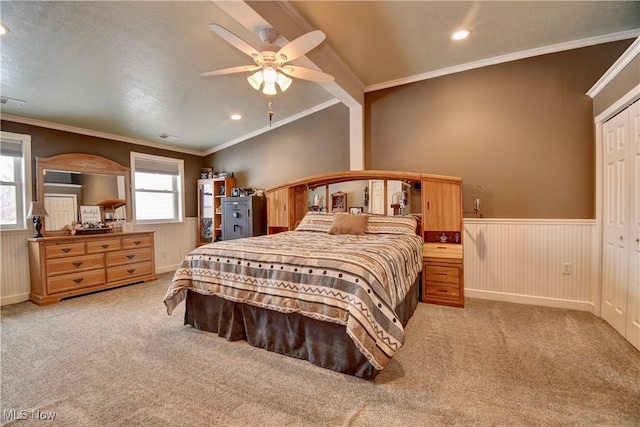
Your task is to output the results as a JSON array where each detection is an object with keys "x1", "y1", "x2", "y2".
[
  {"x1": 130, "y1": 152, "x2": 184, "y2": 223},
  {"x1": 0, "y1": 132, "x2": 32, "y2": 230}
]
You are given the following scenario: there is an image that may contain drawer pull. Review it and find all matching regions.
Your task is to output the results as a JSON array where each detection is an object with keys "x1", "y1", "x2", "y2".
[
  {"x1": 101, "y1": 244, "x2": 109, "y2": 249},
  {"x1": 126, "y1": 254, "x2": 135, "y2": 259},
  {"x1": 437, "y1": 272, "x2": 448, "y2": 276},
  {"x1": 72, "y1": 261, "x2": 83, "y2": 267},
  {"x1": 436, "y1": 289, "x2": 447, "y2": 293},
  {"x1": 134, "y1": 240, "x2": 142, "y2": 245},
  {"x1": 73, "y1": 278, "x2": 84, "y2": 284},
  {"x1": 437, "y1": 246, "x2": 447, "y2": 249},
  {"x1": 127, "y1": 268, "x2": 136, "y2": 274},
  {"x1": 62, "y1": 248, "x2": 72, "y2": 253}
]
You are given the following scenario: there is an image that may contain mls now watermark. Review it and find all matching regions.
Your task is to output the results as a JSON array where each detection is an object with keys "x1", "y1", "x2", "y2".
[{"x1": 3, "y1": 409, "x2": 57, "y2": 421}]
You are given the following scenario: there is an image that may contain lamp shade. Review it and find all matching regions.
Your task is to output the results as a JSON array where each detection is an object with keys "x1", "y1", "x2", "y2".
[
  {"x1": 276, "y1": 72, "x2": 292, "y2": 92},
  {"x1": 27, "y1": 201, "x2": 49, "y2": 218},
  {"x1": 247, "y1": 71, "x2": 263, "y2": 91}
]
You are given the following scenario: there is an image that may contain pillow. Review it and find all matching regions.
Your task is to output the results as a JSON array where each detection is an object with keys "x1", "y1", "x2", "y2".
[
  {"x1": 365, "y1": 215, "x2": 417, "y2": 235},
  {"x1": 295, "y1": 212, "x2": 335, "y2": 233},
  {"x1": 327, "y1": 214, "x2": 369, "y2": 235}
]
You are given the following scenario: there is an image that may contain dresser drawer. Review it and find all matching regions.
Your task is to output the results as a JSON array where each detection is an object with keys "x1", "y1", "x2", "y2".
[
  {"x1": 86, "y1": 239, "x2": 122, "y2": 253},
  {"x1": 122, "y1": 236, "x2": 151, "y2": 250},
  {"x1": 46, "y1": 254, "x2": 105, "y2": 276},
  {"x1": 425, "y1": 266, "x2": 460, "y2": 284},
  {"x1": 425, "y1": 283, "x2": 460, "y2": 301},
  {"x1": 106, "y1": 248, "x2": 152, "y2": 266},
  {"x1": 107, "y1": 261, "x2": 154, "y2": 282},
  {"x1": 47, "y1": 269, "x2": 106, "y2": 294},
  {"x1": 45, "y1": 242, "x2": 86, "y2": 259}
]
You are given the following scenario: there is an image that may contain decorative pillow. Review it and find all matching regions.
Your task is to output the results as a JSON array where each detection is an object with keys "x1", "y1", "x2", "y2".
[
  {"x1": 327, "y1": 214, "x2": 369, "y2": 235},
  {"x1": 295, "y1": 212, "x2": 335, "y2": 233},
  {"x1": 365, "y1": 215, "x2": 417, "y2": 235}
]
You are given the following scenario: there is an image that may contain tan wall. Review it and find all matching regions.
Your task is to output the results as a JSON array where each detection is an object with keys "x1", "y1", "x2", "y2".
[
  {"x1": 366, "y1": 40, "x2": 633, "y2": 219},
  {"x1": 0, "y1": 121, "x2": 205, "y2": 217},
  {"x1": 593, "y1": 54, "x2": 640, "y2": 117},
  {"x1": 206, "y1": 103, "x2": 350, "y2": 189}
]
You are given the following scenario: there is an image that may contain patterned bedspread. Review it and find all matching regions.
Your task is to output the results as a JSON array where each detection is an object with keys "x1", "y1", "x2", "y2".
[{"x1": 163, "y1": 230, "x2": 423, "y2": 370}]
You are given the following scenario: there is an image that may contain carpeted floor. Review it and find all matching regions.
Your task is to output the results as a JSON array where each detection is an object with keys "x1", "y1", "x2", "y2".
[{"x1": 1, "y1": 273, "x2": 639, "y2": 426}]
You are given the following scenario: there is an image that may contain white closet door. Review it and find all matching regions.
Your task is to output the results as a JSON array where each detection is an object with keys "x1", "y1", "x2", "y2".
[
  {"x1": 602, "y1": 108, "x2": 630, "y2": 335},
  {"x1": 626, "y1": 100, "x2": 640, "y2": 350},
  {"x1": 369, "y1": 180, "x2": 385, "y2": 214}
]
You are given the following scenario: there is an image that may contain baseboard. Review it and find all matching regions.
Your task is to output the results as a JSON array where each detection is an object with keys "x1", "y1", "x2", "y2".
[
  {"x1": 465, "y1": 289, "x2": 593, "y2": 312},
  {"x1": 0, "y1": 292, "x2": 30, "y2": 306},
  {"x1": 156, "y1": 265, "x2": 179, "y2": 275}
]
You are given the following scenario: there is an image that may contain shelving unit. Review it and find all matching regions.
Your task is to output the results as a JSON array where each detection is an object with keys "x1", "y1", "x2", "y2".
[{"x1": 197, "y1": 177, "x2": 235, "y2": 246}]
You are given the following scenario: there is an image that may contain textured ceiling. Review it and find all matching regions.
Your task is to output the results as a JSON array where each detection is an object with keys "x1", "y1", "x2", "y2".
[{"x1": 0, "y1": 1, "x2": 638, "y2": 155}]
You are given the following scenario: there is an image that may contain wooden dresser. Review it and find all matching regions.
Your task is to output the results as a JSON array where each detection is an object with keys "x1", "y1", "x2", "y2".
[
  {"x1": 27, "y1": 231, "x2": 157, "y2": 305},
  {"x1": 422, "y1": 243, "x2": 464, "y2": 307}
]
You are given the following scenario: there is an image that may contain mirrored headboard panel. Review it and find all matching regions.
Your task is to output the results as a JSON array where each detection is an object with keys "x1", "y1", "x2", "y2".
[{"x1": 36, "y1": 154, "x2": 131, "y2": 233}]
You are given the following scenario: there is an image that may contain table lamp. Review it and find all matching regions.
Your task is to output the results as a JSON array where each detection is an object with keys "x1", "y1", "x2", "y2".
[{"x1": 27, "y1": 201, "x2": 49, "y2": 238}]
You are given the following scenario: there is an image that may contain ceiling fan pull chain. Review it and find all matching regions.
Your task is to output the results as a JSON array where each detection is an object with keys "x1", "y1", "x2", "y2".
[{"x1": 267, "y1": 101, "x2": 274, "y2": 126}]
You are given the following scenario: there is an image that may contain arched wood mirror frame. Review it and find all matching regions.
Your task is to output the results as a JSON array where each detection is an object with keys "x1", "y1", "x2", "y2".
[{"x1": 36, "y1": 153, "x2": 132, "y2": 236}]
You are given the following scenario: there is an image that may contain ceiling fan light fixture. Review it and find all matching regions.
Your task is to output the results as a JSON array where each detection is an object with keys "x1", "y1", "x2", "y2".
[
  {"x1": 262, "y1": 82, "x2": 277, "y2": 96},
  {"x1": 247, "y1": 71, "x2": 263, "y2": 91},
  {"x1": 451, "y1": 29, "x2": 471, "y2": 41},
  {"x1": 263, "y1": 66, "x2": 278, "y2": 85},
  {"x1": 276, "y1": 72, "x2": 292, "y2": 92}
]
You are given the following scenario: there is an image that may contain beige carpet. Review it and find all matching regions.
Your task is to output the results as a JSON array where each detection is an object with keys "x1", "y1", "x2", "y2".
[{"x1": 1, "y1": 273, "x2": 639, "y2": 426}]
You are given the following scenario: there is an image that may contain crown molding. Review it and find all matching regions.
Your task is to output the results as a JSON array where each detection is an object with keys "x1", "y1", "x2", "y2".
[
  {"x1": 366, "y1": 29, "x2": 640, "y2": 93},
  {"x1": 204, "y1": 98, "x2": 341, "y2": 155},
  {"x1": 587, "y1": 37, "x2": 640, "y2": 98},
  {"x1": 0, "y1": 114, "x2": 206, "y2": 157}
]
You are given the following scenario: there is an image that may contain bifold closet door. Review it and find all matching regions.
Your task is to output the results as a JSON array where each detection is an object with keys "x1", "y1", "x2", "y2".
[
  {"x1": 602, "y1": 100, "x2": 640, "y2": 351},
  {"x1": 626, "y1": 100, "x2": 639, "y2": 351}
]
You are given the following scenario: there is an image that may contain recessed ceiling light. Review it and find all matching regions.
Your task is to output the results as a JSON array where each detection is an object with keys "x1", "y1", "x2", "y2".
[
  {"x1": 0, "y1": 24, "x2": 8, "y2": 36},
  {"x1": 451, "y1": 29, "x2": 471, "y2": 41},
  {"x1": 230, "y1": 114, "x2": 241, "y2": 121}
]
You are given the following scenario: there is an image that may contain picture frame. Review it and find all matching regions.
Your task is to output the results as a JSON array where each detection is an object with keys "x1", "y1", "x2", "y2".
[
  {"x1": 79, "y1": 205, "x2": 102, "y2": 224},
  {"x1": 349, "y1": 207, "x2": 363, "y2": 215}
]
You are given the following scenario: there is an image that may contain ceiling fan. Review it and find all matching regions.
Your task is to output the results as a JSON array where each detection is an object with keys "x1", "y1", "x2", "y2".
[{"x1": 200, "y1": 24, "x2": 335, "y2": 96}]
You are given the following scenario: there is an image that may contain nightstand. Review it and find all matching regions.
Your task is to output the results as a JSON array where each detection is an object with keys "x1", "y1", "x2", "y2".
[{"x1": 422, "y1": 243, "x2": 464, "y2": 307}]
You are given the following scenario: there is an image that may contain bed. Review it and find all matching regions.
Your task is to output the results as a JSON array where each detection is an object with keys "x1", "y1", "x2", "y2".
[{"x1": 163, "y1": 212, "x2": 423, "y2": 379}]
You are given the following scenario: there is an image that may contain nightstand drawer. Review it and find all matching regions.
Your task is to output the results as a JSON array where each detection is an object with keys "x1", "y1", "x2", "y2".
[
  {"x1": 425, "y1": 283, "x2": 460, "y2": 301},
  {"x1": 425, "y1": 266, "x2": 460, "y2": 284}
]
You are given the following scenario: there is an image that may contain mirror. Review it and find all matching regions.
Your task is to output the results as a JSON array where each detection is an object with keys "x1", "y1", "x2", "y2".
[
  {"x1": 36, "y1": 154, "x2": 131, "y2": 234},
  {"x1": 307, "y1": 180, "x2": 421, "y2": 215}
]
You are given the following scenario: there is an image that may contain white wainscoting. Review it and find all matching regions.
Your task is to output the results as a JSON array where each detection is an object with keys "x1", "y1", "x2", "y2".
[
  {"x1": 463, "y1": 219, "x2": 597, "y2": 311},
  {"x1": 133, "y1": 217, "x2": 198, "y2": 274},
  {"x1": 0, "y1": 218, "x2": 198, "y2": 306},
  {"x1": 0, "y1": 229, "x2": 32, "y2": 305},
  {"x1": 2, "y1": 218, "x2": 597, "y2": 310}
]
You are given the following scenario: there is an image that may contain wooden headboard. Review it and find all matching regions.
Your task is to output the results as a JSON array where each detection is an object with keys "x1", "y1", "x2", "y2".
[{"x1": 265, "y1": 170, "x2": 462, "y2": 244}]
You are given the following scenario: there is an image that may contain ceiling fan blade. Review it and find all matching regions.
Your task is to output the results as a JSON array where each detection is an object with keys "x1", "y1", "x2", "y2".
[
  {"x1": 280, "y1": 65, "x2": 334, "y2": 83},
  {"x1": 276, "y1": 30, "x2": 326, "y2": 63},
  {"x1": 208, "y1": 24, "x2": 261, "y2": 59},
  {"x1": 200, "y1": 65, "x2": 260, "y2": 77}
]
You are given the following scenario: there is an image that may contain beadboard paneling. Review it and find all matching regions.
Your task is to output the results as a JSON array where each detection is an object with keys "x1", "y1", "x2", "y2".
[
  {"x1": 464, "y1": 219, "x2": 596, "y2": 310},
  {"x1": 0, "y1": 230, "x2": 32, "y2": 305},
  {"x1": 3, "y1": 219, "x2": 596, "y2": 309},
  {"x1": 0, "y1": 218, "x2": 197, "y2": 305},
  {"x1": 133, "y1": 217, "x2": 198, "y2": 274}
]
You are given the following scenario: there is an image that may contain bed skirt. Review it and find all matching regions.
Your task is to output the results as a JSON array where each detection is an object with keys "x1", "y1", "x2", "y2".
[{"x1": 184, "y1": 276, "x2": 420, "y2": 380}]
